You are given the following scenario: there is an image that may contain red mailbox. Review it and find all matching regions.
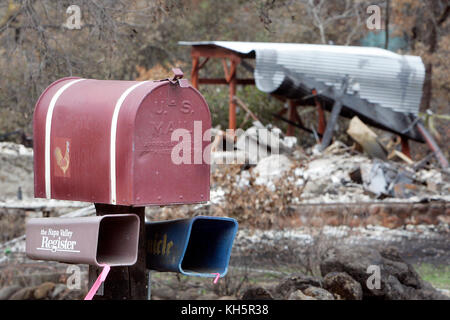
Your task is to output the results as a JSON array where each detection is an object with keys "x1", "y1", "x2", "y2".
[{"x1": 33, "y1": 71, "x2": 211, "y2": 206}]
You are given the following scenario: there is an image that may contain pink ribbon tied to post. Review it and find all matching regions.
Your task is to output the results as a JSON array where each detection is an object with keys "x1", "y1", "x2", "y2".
[
  {"x1": 212, "y1": 273, "x2": 220, "y2": 284},
  {"x1": 84, "y1": 264, "x2": 111, "y2": 300}
]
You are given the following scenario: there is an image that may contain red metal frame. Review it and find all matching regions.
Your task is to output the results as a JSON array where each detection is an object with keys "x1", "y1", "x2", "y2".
[
  {"x1": 400, "y1": 135, "x2": 411, "y2": 158},
  {"x1": 189, "y1": 46, "x2": 323, "y2": 137}
]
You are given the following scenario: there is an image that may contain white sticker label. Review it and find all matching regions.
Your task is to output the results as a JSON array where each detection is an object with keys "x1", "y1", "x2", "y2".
[{"x1": 37, "y1": 228, "x2": 80, "y2": 253}]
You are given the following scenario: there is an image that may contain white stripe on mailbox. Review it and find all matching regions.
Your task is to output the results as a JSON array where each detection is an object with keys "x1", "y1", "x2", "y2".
[
  {"x1": 45, "y1": 78, "x2": 86, "y2": 199},
  {"x1": 110, "y1": 81, "x2": 149, "y2": 204}
]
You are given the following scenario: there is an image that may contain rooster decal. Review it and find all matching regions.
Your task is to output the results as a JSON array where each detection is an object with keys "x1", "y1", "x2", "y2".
[{"x1": 54, "y1": 140, "x2": 70, "y2": 176}]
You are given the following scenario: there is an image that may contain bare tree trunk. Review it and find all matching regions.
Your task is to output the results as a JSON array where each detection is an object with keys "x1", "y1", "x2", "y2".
[
  {"x1": 420, "y1": 11, "x2": 438, "y2": 112},
  {"x1": 385, "y1": 0, "x2": 390, "y2": 49}
]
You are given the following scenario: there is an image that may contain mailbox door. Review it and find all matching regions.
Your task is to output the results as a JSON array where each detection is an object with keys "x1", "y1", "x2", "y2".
[{"x1": 130, "y1": 83, "x2": 211, "y2": 205}]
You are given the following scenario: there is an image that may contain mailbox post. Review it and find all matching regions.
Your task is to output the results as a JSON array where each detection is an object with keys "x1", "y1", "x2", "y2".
[{"x1": 27, "y1": 69, "x2": 238, "y2": 300}]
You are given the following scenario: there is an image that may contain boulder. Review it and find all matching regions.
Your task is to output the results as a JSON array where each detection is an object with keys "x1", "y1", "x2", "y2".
[
  {"x1": 275, "y1": 274, "x2": 321, "y2": 299},
  {"x1": 303, "y1": 286, "x2": 335, "y2": 300},
  {"x1": 0, "y1": 285, "x2": 21, "y2": 300},
  {"x1": 241, "y1": 286, "x2": 274, "y2": 300},
  {"x1": 196, "y1": 292, "x2": 219, "y2": 300},
  {"x1": 151, "y1": 287, "x2": 177, "y2": 300},
  {"x1": 218, "y1": 295, "x2": 236, "y2": 300},
  {"x1": 9, "y1": 286, "x2": 36, "y2": 300},
  {"x1": 34, "y1": 282, "x2": 55, "y2": 300},
  {"x1": 320, "y1": 245, "x2": 449, "y2": 300},
  {"x1": 50, "y1": 284, "x2": 67, "y2": 299},
  {"x1": 323, "y1": 272, "x2": 363, "y2": 300},
  {"x1": 288, "y1": 290, "x2": 316, "y2": 300}
]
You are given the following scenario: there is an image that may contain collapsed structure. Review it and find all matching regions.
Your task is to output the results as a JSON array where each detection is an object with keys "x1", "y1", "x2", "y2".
[{"x1": 179, "y1": 41, "x2": 448, "y2": 168}]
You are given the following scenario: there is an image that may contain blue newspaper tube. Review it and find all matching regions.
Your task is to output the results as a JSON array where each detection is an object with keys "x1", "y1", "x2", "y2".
[{"x1": 146, "y1": 216, "x2": 238, "y2": 278}]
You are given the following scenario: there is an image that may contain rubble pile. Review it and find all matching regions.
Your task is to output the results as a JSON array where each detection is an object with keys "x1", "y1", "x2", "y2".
[
  {"x1": 210, "y1": 148, "x2": 447, "y2": 224},
  {"x1": 0, "y1": 142, "x2": 34, "y2": 201},
  {"x1": 192, "y1": 119, "x2": 448, "y2": 226},
  {"x1": 147, "y1": 121, "x2": 450, "y2": 228}
]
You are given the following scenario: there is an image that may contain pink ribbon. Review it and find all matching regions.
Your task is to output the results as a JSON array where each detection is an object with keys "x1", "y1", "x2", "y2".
[
  {"x1": 212, "y1": 273, "x2": 220, "y2": 284},
  {"x1": 84, "y1": 264, "x2": 111, "y2": 300}
]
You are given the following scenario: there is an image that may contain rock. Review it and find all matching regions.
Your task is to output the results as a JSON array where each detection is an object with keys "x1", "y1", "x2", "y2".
[
  {"x1": 379, "y1": 247, "x2": 421, "y2": 288},
  {"x1": 0, "y1": 285, "x2": 21, "y2": 300},
  {"x1": 436, "y1": 289, "x2": 450, "y2": 298},
  {"x1": 288, "y1": 290, "x2": 316, "y2": 300},
  {"x1": 211, "y1": 150, "x2": 247, "y2": 166},
  {"x1": 218, "y1": 295, "x2": 236, "y2": 300},
  {"x1": 303, "y1": 180, "x2": 330, "y2": 194},
  {"x1": 0, "y1": 142, "x2": 34, "y2": 200},
  {"x1": 50, "y1": 284, "x2": 67, "y2": 299},
  {"x1": 275, "y1": 274, "x2": 321, "y2": 299},
  {"x1": 236, "y1": 128, "x2": 270, "y2": 164},
  {"x1": 151, "y1": 287, "x2": 177, "y2": 300},
  {"x1": 241, "y1": 287, "x2": 274, "y2": 300},
  {"x1": 196, "y1": 292, "x2": 219, "y2": 300},
  {"x1": 177, "y1": 287, "x2": 200, "y2": 300},
  {"x1": 34, "y1": 282, "x2": 55, "y2": 300},
  {"x1": 323, "y1": 272, "x2": 363, "y2": 300},
  {"x1": 303, "y1": 286, "x2": 335, "y2": 300},
  {"x1": 360, "y1": 162, "x2": 389, "y2": 196},
  {"x1": 253, "y1": 154, "x2": 293, "y2": 184},
  {"x1": 9, "y1": 286, "x2": 35, "y2": 300},
  {"x1": 320, "y1": 245, "x2": 449, "y2": 300}
]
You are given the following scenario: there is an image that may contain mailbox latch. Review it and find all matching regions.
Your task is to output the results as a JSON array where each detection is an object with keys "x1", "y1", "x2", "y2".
[{"x1": 169, "y1": 67, "x2": 189, "y2": 87}]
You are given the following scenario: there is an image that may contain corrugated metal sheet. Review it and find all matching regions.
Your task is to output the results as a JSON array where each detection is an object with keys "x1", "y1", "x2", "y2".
[{"x1": 179, "y1": 41, "x2": 425, "y2": 115}]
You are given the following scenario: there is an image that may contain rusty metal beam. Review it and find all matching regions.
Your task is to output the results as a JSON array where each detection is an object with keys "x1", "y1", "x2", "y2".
[
  {"x1": 229, "y1": 60, "x2": 237, "y2": 131},
  {"x1": 197, "y1": 57, "x2": 209, "y2": 70},
  {"x1": 400, "y1": 136, "x2": 411, "y2": 159},
  {"x1": 312, "y1": 89, "x2": 326, "y2": 139},
  {"x1": 416, "y1": 121, "x2": 449, "y2": 169},
  {"x1": 191, "y1": 57, "x2": 199, "y2": 89}
]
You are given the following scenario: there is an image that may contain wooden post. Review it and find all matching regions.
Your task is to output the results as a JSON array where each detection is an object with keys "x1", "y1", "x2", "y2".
[
  {"x1": 286, "y1": 100, "x2": 297, "y2": 136},
  {"x1": 416, "y1": 121, "x2": 449, "y2": 169},
  {"x1": 313, "y1": 90, "x2": 326, "y2": 138},
  {"x1": 191, "y1": 57, "x2": 199, "y2": 89},
  {"x1": 228, "y1": 60, "x2": 237, "y2": 131},
  {"x1": 88, "y1": 203, "x2": 148, "y2": 300}
]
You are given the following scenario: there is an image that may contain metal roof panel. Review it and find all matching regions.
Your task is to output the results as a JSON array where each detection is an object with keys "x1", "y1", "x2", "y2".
[{"x1": 179, "y1": 41, "x2": 425, "y2": 114}]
